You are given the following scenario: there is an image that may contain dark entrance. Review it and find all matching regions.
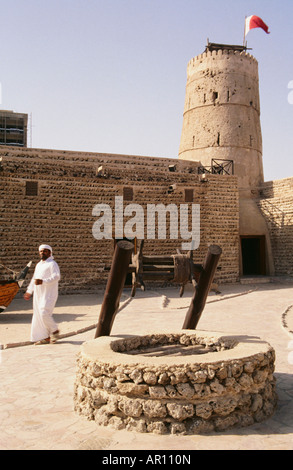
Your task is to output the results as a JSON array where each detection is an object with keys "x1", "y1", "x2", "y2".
[{"x1": 241, "y1": 236, "x2": 266, "y2": 275}]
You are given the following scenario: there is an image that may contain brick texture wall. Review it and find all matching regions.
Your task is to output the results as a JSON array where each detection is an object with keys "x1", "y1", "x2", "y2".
[
  {"x1": 0, "y1": 147, "x2": 239, "y2": 293},
  {"x1": 258, "y1": 178, "x2": 293, "y2": 276}
]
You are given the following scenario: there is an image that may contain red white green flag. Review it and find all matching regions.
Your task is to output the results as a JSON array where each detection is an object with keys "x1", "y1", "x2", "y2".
[{"x1": 245, "y1": 15, "x2": 270, "y2": 36}]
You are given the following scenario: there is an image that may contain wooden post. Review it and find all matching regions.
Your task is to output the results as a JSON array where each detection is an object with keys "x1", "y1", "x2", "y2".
[
  {"x1": 95, "y1": 240, "x2": 134, "y2": 338},
  {"x1": 182, "y1": 245, "x2": 222, "y2": 330}
]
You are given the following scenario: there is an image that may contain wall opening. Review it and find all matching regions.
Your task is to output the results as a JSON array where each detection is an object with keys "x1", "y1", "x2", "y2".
[
  {"x1": 25, "y1": 181, "x2": 38, "y2": 196},
  {"x1": 184, "y1": 189, "x2": 194, "y2": 202},
  {"x1": 123, "y1": 186, "x2": 133, "y2": 201},
  {"x1": 241, "y1": 236, "x2": 266, "y2": 275}
]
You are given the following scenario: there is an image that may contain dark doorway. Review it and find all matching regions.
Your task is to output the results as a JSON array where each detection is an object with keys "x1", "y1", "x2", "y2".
[{"x1": 241, "y1": 236, "x2": 266, "y2": 275}]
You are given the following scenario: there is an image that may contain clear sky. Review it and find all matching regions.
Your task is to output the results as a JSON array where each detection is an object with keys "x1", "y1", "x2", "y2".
[{"x1": 1, "y1": 0, "x2": 292, "y2": 182}]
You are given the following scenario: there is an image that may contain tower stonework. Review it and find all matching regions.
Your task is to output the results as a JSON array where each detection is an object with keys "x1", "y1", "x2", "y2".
[
  {"x1": 179, "y1": 44, "x2": 274, "y2": 277},
  {"x1": 178, "y1": 46, "x2": 264, "y2": 193}
]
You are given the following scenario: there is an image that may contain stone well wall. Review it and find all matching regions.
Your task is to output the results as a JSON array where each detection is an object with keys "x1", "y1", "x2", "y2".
[{"x1": 74, "y1": 331, "x2": 277, "y2": 434}]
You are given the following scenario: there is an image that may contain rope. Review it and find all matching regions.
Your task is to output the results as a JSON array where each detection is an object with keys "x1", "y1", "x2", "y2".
[{"x1": 0, "y1": 263, "x2": 19, "y2": 277}]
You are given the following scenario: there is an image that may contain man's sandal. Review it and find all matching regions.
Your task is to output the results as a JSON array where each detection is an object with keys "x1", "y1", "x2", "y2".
[
  {"x1": 50, "y1": 330, "x2": 60, "y2": 343},
  {"x1": 34, "y1": 338, "x2": 50, "y2": 345}
]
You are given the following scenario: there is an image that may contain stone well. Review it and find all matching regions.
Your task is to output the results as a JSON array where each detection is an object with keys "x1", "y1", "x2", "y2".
[{"x1": 74, "y1": 330, "x2": 277, "y2": 434}]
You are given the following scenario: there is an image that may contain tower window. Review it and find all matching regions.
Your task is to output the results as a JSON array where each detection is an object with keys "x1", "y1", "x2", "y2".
[
  {"x1": 212, "y1": 91, "x2": 218, "y2": 102},
  {"x1": 217, "y1": 133, "x2": 220, "y2": 146}
]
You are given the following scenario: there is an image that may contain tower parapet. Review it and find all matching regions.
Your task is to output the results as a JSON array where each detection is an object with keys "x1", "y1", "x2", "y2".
[{"x1": 179, "y1": 43, "x2": 264, "y2": 192}]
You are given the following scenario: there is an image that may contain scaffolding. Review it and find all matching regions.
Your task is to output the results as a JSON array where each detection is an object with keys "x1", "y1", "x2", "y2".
[
  {"x1": 198, "y1": 159, "x2": 234, "y2": 175},
  {"x1": 0, "y1": 110, "x2": 28, "y2": 147}
]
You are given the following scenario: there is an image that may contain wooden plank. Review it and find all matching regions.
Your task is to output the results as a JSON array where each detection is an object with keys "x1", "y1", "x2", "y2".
[{"x1": 126, "y1": 343, "x2": 215, "y2": 357}]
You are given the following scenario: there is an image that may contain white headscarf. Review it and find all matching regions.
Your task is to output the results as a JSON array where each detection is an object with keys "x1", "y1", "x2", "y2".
[{"x1": 39, "y1": 244, "x2": 54, "y2": 258}]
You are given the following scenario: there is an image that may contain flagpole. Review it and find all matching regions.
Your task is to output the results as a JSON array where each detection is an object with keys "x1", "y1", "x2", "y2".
[{"x1": 243, "y1": 16, "x2": 246, "y2": 47}]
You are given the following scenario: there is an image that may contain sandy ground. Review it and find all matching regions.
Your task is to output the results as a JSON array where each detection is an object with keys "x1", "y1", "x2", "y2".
[{"x1": 1, "y1": 280, "x2": 293, "y2": 450}]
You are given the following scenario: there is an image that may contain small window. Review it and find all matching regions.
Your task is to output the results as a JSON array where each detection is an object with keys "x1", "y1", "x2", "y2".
[
  {"x1": 25, "y1": 181, "x2": 38, "y2": 196},
  {"x1": 123, "y1": 186, "x2": 133, "y2": 201},
  {"x1": 212, "y1": 91, "x2": 218, "y2": 102},
  {"x1": 184, "y1": 189, "x2": 194, "y2": 202}
]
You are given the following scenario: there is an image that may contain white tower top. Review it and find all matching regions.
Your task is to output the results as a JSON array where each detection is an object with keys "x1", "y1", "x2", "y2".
[{"x1": 178, "y1": 43, "x2": 264, "y2": 192}]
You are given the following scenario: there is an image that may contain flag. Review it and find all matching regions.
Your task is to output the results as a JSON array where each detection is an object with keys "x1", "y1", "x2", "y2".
[{"x1": 245, "y1": 15, "x2": 270, "y2": 36}]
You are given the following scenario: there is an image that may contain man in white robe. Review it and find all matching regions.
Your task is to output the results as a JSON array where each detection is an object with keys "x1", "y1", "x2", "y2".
[{"x1": 24, "y1": 244, "x2": 60, "y2": 344}]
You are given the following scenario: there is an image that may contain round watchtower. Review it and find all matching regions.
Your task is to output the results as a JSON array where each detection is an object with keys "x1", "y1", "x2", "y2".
[{"x1": 178, "y1": 44, "x2": 264, "y2": 192}]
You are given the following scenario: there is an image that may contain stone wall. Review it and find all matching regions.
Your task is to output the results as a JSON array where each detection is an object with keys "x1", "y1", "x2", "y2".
[
  {"x1": 0, "y1": 146, "x2": 239, "y2": 293},
  {"x1": 258, "y1": 177, "x2": 293, "y2": 276},
  {"x1": 74, "y1": 331, "x2": 277, "y2": 434}
]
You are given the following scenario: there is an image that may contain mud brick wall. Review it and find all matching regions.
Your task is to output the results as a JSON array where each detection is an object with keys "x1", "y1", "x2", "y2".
[
  {"x1": 0, "y1": 147, "x2": 239, "y2": 293},
  {"x1": 258, "y1": 178, "x2": 293, "y2": 276}
]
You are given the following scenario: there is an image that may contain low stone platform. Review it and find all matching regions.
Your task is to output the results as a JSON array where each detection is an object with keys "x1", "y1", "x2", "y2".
[{"x1": 74, "y1": 330, "x2": 277, "y2": 435}]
